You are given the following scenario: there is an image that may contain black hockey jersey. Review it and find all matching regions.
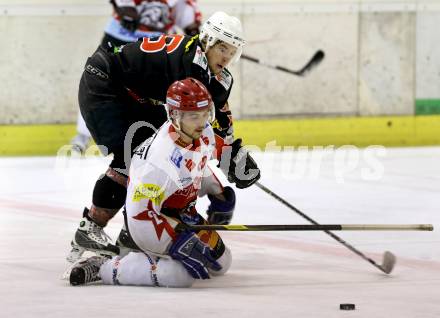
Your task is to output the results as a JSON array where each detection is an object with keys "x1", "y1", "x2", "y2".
[{"x1": 109, "y1": 34, "x2": 234, "y2": 139}]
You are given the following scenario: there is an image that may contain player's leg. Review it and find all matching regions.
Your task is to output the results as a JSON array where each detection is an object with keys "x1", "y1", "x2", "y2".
[
  {"x1": 70, "y1": 111, "x2": 92, "y2": 154},
  {"x1": 70, "y1": 162, "x2": 127, "y2": 258},
  {"x1": 100, "y1": 252, "x2": 195, "y2": 287},
  {"x1": 67, "y1": 48, "x2": 131, "y2": 262},
  {"x1": 69, "y1": 255, "x2": 108, "y2": 286},
  {"x1": 115, "y1": 207, "x2": 142, "y2": 257},
  {"x1": 113, "y1": 103, "x2": 168, "y2": 252},
  {"x1": 122, "y1": 208, "x2": 232, "y2": 281},
  {"x1": 194, "y1": 216, "x2": 232, "y2": 276},
  {"x1": 209, "y1": 245, "x2": 232, "y2": 277},
  {"x1": 110, "y1": 221, "x2": 232, "y2": 285},
  {"x1": 70, "y1": 252, "x2": 194, "y2": 287}
]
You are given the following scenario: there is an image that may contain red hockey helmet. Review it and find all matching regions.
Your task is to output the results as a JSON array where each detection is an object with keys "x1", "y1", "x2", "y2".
[{"x1": 166, "y1": 77, "x2": 213, "y2": 113}]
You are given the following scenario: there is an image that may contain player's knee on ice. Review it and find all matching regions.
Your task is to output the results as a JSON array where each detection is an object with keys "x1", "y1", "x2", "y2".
[
  {"x1": 100, "y1": 252, "x2": 194, "y2": 287},
  {"x1": 210, "y1": 246, "x2": 232, "y2": 276},
  {"x1": 100, "y1": 247, "x2": 232, "y2": 286}
]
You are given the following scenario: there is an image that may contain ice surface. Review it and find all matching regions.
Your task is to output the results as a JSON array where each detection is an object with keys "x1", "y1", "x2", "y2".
[{"x1": 1, "y1": 147, "x2": 439, "y2": 318}]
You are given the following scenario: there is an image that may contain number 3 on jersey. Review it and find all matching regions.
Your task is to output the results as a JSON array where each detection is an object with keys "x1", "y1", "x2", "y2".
[{"x1": 140, "y1": 34, "x2": 184, "y2": 54}]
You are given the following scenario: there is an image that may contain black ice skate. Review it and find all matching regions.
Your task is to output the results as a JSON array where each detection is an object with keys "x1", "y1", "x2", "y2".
[
  {"x1": 69, "y1": 256, "x2": 107, "y2": 286},
  {"x1": 116, "y1": 226, "x2": 141, "y2": 257},
  {"x1": 67, "y1": 208, "x2": 119, "y2": 263}
]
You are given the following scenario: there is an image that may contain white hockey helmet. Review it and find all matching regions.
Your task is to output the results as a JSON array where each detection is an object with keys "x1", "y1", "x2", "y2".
[{"x1": 200, "y1": 11, "x2": 245, "y2": 64}]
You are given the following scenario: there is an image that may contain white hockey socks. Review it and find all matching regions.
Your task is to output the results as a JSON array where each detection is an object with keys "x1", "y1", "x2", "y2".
[{"x1": 99, "y1": 252, "x2": 194, "y2": 287}]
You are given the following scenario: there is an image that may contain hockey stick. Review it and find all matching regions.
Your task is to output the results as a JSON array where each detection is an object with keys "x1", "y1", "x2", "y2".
[
  {"x1": 255, "y1": 182, "x2": 399, "y2": 274},
  {"x1": 183, "y1": 224, "x2": 433, "y2": 232},
  {"x1": 242, "y1": 50, "x2": 325, "y2": 76}
]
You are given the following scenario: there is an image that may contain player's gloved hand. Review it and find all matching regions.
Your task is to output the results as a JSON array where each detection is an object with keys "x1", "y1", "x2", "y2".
[
  {"x1": 220, "y1": 138, "x2": 261, "y2": 189},
  {"x1": 114, "y1": 3, "x2": 139, "y2": 32},
  {"x1": 207, "y1": 186, "x2": 236, "y2": 225},
  {"x1": 169, "y1": 231, "x2": 221, "y2": 279}
]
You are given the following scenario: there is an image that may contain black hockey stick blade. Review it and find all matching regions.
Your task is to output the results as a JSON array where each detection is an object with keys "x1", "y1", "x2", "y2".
[
  {"x1": 254, "y1": 182, "x2": 404, "y2": 275},
  {"x1": 242, "y1": 49, "x2": 325, "y2": 76},
  {"x1": 295, "y1": 50, "x2": 325, "y2": 76}
]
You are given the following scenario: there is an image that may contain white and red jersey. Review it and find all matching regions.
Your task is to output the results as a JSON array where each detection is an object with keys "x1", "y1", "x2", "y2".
[
  {"x1": 106, "y1": 0, "x2": 201, "y2": 42},
  {"x1": 125, "y1": 121, "x2": 224, "y2": 256}
]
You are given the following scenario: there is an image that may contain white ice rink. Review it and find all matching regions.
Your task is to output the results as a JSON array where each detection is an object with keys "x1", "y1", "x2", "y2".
[{"x1": 1, "y1": 147, "x2": 439, "y2": 318}]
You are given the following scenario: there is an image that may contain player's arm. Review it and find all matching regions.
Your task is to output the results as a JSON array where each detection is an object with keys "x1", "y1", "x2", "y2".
[
  {"x1": 172, "y1": 0, "x2": 202, "y2": 36},
  {"x1": 110, "y1": 0, "x2": 139, "y2": 32},
  {"x1": 212, "y1": 101, "x2": 234, "y2": 143},
  {"x1": 212, "y1": 103, "x2": 261, "y2": 189}
]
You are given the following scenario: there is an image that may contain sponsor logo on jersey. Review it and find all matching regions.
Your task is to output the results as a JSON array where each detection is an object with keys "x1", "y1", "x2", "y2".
[
  {"x1": 85, "y1": 64, "x2": 109, "y2": 80},
  {"x1": 185, "y1": 35, "x2": 198, "y2": 53},
  {"x1": 201, "y1": 135, "x2": 209, "y2": 145},
  {"x1": 215, "y1": 70, "x2": 232, "y2": 90},
  {"x1": 178, "y1": 177, "x2": 193, "y2": 187},
  {"x1": 185, "y1": 158, "x2": 196, "y2": 171},
  {"x1": 198, "y1": 155, "x2": 208, "y2": 171},
  {"x1": 192, "y1": 46, "x2": 208, "y2": 70},
  {"x1": 132, "y1": 183, "x2": 164, "y2": 205},
  {"x1": 173, "y1": 183, "x2": 199, "y2": 202},
  {"x1": 170, "y1": 148, "x2": 183, "y2": 168}
]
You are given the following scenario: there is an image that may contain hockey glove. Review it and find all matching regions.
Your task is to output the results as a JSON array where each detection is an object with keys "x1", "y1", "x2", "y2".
[
  {"x1": 169, "y1": 231, "x2": 222, "y2": 279},
  {"x1": 220, "y1": 138, "x2": 261, "y2": 189},
  {"x1": 207, "y1": 186, "x2": 236, "y2": 225},
  {"x1": 114, "y1": 2, "x2": 139, "y2": 32}
]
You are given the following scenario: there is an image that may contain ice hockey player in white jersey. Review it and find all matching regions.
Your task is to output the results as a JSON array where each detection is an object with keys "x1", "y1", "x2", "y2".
[{"x1": 69, "y1": 77, "x2": 257, "y2": 287}]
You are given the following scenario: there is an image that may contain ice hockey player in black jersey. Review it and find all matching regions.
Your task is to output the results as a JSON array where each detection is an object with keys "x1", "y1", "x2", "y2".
[
  {"x1": 66, "y1": 12, "x2": 261, "y2": 264},
  {"x1": 70, "y1": 0, "x2": 202, "y2": 153}
]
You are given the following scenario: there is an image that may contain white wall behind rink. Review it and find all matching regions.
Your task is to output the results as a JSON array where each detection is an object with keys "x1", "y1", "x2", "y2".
[{"x1": 0, "y1": 1, "x2": 439, "y2": 124}]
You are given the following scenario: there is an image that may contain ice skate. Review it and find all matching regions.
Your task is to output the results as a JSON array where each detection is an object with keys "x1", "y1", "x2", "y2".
[{"x1": 69, "y1": 256, "x2": 107, "y2": 286}]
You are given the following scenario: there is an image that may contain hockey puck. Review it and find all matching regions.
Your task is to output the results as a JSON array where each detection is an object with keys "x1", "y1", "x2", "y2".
[{"x1": 340, "y1": 304, "x2": 355, "y2": 310}]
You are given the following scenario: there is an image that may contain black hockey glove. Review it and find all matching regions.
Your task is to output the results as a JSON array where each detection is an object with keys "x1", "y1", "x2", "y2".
[
  {"x1": 219, "y1": 138, "x2": 261, "y2": 189},
  {"x1": 114, "y1": 4, "x2": 139, "y2": 32}
]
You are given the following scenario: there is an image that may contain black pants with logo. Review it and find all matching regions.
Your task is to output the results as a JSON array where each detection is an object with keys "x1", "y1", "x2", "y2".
[{"x1": 78, "y1": 46, "x2": 167, "y2": 174}]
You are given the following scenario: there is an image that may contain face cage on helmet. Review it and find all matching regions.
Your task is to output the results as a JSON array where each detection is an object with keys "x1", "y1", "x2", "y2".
[
  {"x1": 201, "y1": 21, "x2": 245, "y2": 65},
  {"x1": 166, "y1": 103, "x2": 216, "y2": 134}
]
